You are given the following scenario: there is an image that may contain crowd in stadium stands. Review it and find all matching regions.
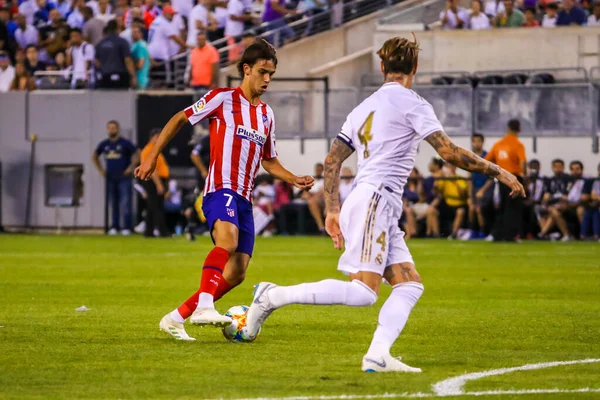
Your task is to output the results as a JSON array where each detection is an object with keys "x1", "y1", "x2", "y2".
[
  {"x1": 439, "y1": 0, "x2": 600, "y2": 29},
  {"x1": 0, "y1": 0, "x2": 345, "y2": 91}
]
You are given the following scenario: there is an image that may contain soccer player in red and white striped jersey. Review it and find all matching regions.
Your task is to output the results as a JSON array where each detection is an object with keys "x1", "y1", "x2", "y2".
[{"x1": 135, "y1": 38, "x2": 314, "y2": 340}]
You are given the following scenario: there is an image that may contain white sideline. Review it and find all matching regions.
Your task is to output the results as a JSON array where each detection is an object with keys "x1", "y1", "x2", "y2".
[{"x1": 432, "y1": 358, "x2": 600, "y2": 396}]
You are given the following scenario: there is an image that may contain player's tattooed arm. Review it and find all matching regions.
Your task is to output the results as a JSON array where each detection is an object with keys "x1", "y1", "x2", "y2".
[
  {"x1": 426, "y1": 131, "x2": 526, "y2": 198},
  {"x1": 324, "y1": 138, "x2": 355, "y2": 214},
  {"x1": 425, "y1": 131, "x2": 500, "y2": 177}
]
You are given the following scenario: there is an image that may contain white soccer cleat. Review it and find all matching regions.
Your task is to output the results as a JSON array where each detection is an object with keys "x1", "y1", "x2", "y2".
[
  {"x1": 245, "y1": 282, "x2": 277, "y2": 338},
  {"x1": 189, "y1": 307, "x2": 232, "y2": 327},
  {"x1": 159, "y1": 314, "x2": 196, "y2": 341},
  {"x1": 121, "y1": 229, "x2": 131, "y2": 236},
  {"x1": 108, "y1": 228, "x2": 118, "y2": 236},
  {"x1": 362, "y1": 354, "x2": 422, "y2": 373}
]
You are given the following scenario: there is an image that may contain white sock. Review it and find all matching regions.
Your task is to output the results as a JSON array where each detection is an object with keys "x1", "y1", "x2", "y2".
[
  {"x1": 366, "y1": 282, "x2": 424, "y2": 357},
  {"x1": 169, "y1": 309, "x2": 185, "y2": 323},
  {"x1": 197, "y1": 293, "x2": 214, "y2": 309},
  {"x1": 267, "y1": 279, "x2": 377, "y2": 308}
]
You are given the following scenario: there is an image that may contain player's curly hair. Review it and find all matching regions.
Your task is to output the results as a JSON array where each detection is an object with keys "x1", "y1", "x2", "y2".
[
  {"x1": 377, "y1": 35, "x2": 420, "y2": 76},
  {"x1": 237, "y1": 38, "x2": 278, "y2": 78}
]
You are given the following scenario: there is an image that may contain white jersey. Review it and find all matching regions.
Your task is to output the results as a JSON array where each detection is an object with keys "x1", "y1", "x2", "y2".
[
  {"x1": 148, "y1": 15, "x2": 179, "y2": 60},
  {"x1": 337, "y1": 82, "x2": 443, "y2": 211}
]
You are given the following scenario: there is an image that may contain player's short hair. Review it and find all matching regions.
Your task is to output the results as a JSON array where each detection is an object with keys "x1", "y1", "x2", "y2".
[
  {"x1": 528, "y1": 159, "x2": 540, "y2": 167},
  {"x1": 431, "y1": 157, "x2": 444, "y2": 169},
  {"x1": 569, "y1": 160, "x2": 583, "y2": 170},
  {"x1": 507, "y1": 119, "x2": 520, "y2": 133},
  {"x1": 107, "y1": 120, "x2": 120, "y2": 129},
  {"x1": 377, "y1": 35, "x2": 420, "y2": 76},
  {"x1": 472, "y1": 133, "x2": 484, "y2": 141},
  {"x1": 551, "y1": 158, "x2": 564, "y2": 166},
  {"x1": 237, "y1": 38, "x2": 278, "y2": 78}
]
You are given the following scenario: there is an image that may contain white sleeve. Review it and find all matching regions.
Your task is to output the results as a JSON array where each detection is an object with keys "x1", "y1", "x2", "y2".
[
  {"x1": 183, "y1": 89, "x2": 225, "y2": 125},
  {"x1": 263, "y1": 115, "x2": 277, "y2": 160},
  {"x1": 336, "y1": 117, "x2": 355, "y2": 150},
  {"x1": 406, "y1": 101, "x2": 444, "y2": 140}
]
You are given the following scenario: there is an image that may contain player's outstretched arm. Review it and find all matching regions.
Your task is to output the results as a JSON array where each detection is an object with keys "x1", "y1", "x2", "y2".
[
  {"x1": 425, "y1": 131, "x2": 526, "y2": 198},
  {"x1": 261, "y1": 158, "x2": 314, "y2": 190},
  {"x1": 135, "y1": 111, "x2": 188, "y2": 180}
]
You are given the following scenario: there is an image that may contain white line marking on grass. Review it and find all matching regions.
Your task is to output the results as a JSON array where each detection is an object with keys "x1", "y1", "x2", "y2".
[
  {"x1": 432, "y1": 358, "x2": 600, "y2": 396},
  {"x1": 216, "y1": 388, "x2": 600, "y2": 400}
]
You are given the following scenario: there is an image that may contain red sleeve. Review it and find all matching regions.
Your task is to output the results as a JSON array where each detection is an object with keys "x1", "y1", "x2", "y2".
[{"x1": 183, "y1": 89, "x2": 227, "y2": 125}]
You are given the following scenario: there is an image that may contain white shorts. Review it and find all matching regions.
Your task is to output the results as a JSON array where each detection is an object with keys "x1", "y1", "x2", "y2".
[{"x1": 337, "y1": 184, "x2": 414, "y2": 276}]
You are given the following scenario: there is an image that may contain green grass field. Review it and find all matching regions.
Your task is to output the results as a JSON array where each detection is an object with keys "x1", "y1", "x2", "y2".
[{"x1": 0, "y1": 235, "x2": 599, "y2": 399}]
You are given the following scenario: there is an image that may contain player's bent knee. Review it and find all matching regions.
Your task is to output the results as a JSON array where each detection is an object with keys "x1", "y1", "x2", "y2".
[{"x1": 348, "y1": 280, "x2": 378, "y2": 306}]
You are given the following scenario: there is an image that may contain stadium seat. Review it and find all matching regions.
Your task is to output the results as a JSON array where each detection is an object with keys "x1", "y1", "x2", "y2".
[
  {"x1": 527, "y1": 73, "x2": 555, "y2": 84},
  {"x1": 453, "y1": 76, "x2": 475, "y2": 87},
  {"x1": 479, "y1": 75, "x2": 504, "y2": 85},
  {"x1": 503, "y1": 73, "x2": 528, "y2": 85},
  {"x1": 432, "y1": 76, "x2": 454, "y2": 85}
]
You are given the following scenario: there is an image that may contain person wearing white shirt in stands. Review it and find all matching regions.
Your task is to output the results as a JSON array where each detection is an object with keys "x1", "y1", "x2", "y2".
[
  {"x1": 187, "y1": 0, "x2": 209, "y2": 46},
  {"x1": 14, "y1": 14, "x2": 39, "y2": 49},
  {"x1": 148, "y1": 5, "x2": 189, "y2": 85},
  {"x1": 542, "y1": 2, "x2": 558, "y2": 27},
  {"x1": 18, "y1": 0, "x2": 39, "y2": 25},
  {"x1": 484, "y1": 0, "x2": 505, "y2": 17},
  {"x1": 226, "y1": 0, "x2": 252, "y2": 38},
  {"x1": 439, "y1": 0, "x2": 469, "y2": 29},
  {"x1": 468, "y1": 0, "x2": 491, "y2": 29},
  {"x1": 66, "y1": 28, "x2": 94, "y2": 88},
  {"x1": 94, "y1": 0, "x2": 116, "y2": 23},
  {"x1": 588, "y1": 2, "x2": 600, "y2": 26},
  {"x1": 172, "y1": 0, "x2": 193, "y2": 18},
  {"x1": 339, "y1": 167, "x2": 354, "y2": 205},
  {"x1": 67, "y1": 0, "x2": 86, "y2": 29},
  {"x1": 0, "y1": 51, "x2": 15, "y2": 92}
]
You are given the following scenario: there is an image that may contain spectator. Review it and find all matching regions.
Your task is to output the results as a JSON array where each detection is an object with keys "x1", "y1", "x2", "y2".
[
  {"x1": 131, "y1": 25, "x2": 150, "y2": 90},
  {"x1": 303, "y1": 162, "x2": 325, "y2": 233},
  {"x1": 115, "y1": 0, "x2": 131, "y2": 20},
  {"x1": 469, "y1": 134, "x2": 494, "y2": 239},
  {"x1": 436, "y1": 164, "x2": 469, "y2": 239},
  {"x1": 82, "y1": 6, "x2": 106, "y2": 46},
  {"x1": 14, "y1": 13, "x2": 39, "y2": 49},
  {"x1": 522, "y1": 159, "x2": 544, "y2": 238},
  {"x1": 251, "y1": 0, "x2": 266, "y2": 20},
  {"x1": 485, "y1": 119, "x2": 527, "y2": 242},
  {"x1": 24, "y1": 44, "x2": 45, "y2": 75},
  {"x1": 140, "y1": 129, "x2": 170, "y2": 238},
  {"x1": 54, "y1": 50, "x2": 68, "y2": 72},
  {"x1": 495, "y1": 0, "x2": 524, "y2": 27},
  {"x1": 0, "y1": 50, "x2": 14, "y2": 92},
  {"x1": 95, "y1": 0, "x2": 116, "y2": 23},
  {"x1": 164, "y1": 179, "x2": 184, "y2": 233},
  {"x1": 233, "y1": 30, "x2": 256, "y2": 62},
  {"x1": 32, "y1": 0, "x2": 56, "y2": 27},
  {"x1": 556, "y1": 0, "x2": 586, "y2": 25},
  {"x1": 37, "y1": 62, "x2": 70, "y2": 88},
  {"x1": 18, "y1": 0, "x2": 39, "y2": 25},
  {"x1": 142, "y1": 0, "x2": 161, "y2": 18},
  {"x1": 468, "y1": 0, "x2": 491, "y2": 29},
  {"x1": 211, "y1": 2, "x2": 228, "y2": 41},
  {"x1": 172, "y1": 0, "x2": 193, "y2": 19},
  {"x1": 54, "y1": 0, "x2": 71, "y2": 19},
  {"x1": 190, "y1": 133, "x2": 210, "y2": 187},
  {"x1": 187, "y1": 0, "x2": 211, "y2": 47},
  {"x1": 95, "y1": 20, "x2": 137, "y2": 89},
  {"x1": 226, "y1": 0, "x2": 255, "y2": 61},
  {"x1": 484, "y1": 0, "x2": 505, "y2": 17},
  {"x1": 42, "y1": 15, "x2": 70, "y2": 59},
  {"x1": 10, "y1": 60, "x2": 34, "y2": 90},
  {"x1": 66, "y1": 28, "x2": 94, "y2": 88},
  {"x1": 1, "y1": 6, "x2": 18, "y2": 44},
  {"x1": 187, "y1": 31, "x2": 219, "y2": 90},
  {"x1": 541, "y1": 2, "x2": 558, "y2": 27},
  {"x1": 424, "y1": 157, "x2": 445, "y2": 238},
  {"x1": 402, "y1": 168, "x2": 421, "y2": 239},
  {"x1": 66, "y1": 0, "x2": 86, "y2": 29},
  {"x1": 302, "y1": 0, "x2": 329, "y2": 37},
  {"x1": 125, "y1": 0, "x2": 155, "y2": 29},
  {"x1": 263, "y1": 0, "x2": 296, "y2": 46},
  {"x1": 339, "y1": 166, "x2": 353, "y2": 205},
  {"x1": 588, "y1": 1, "x2": 600, "y2": 25},
  {"x1": 580, "y1": 162, "x2": 600, "y2": 240},
  {"x1": 93, "y1": 120, "x2": 139, "y2": 236},
  {"x1": 148, "y1": 5, "x2": 188, "y2": 87},
  {"x1": 253, "y1": 176, "x2": 276, "y2": 236},
  {"x1": 539, "y1": 161, "x2": 586, "y2": 241},
  {"x1": 163, "y1": 1, "x2": 187, "y2": 53},
  {"x1": 542, "y1": 158, "x2": 569, "y2": 207},
  {"x1": 522, "y1": 7, "x2": 539, "y2": 26},
  {"x1": 440, "y1": 0, "x2": 468, "y2": 29}
]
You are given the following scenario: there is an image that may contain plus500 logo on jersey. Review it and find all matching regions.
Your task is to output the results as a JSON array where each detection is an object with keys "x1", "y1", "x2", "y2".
[{"x1": 236, "y1": 125, "x2": 267, "y2": 146}]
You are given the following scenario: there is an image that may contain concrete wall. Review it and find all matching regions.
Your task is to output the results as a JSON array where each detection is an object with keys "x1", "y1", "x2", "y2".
[
  {"x1": 373, "y1": 26, "x2": 600, "y2": 73},
  {"x1": 0, "y1": 91, "x2": 136, "y2": 228}
]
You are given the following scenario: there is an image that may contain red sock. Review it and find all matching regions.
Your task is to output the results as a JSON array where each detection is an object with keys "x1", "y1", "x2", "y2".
[
  {"x1": 177, "y1": 279, "x2": 234, "y2": 319},
  {"x1": 199, "y1": 247, "x2": 230, "y2": 296},
  {"x1": 214, "y1": 279, "x2": 233, "y2": 301}
]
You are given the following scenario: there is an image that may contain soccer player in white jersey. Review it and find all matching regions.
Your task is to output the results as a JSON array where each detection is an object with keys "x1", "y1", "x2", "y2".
[{"x1": 246, "y1": 36, "x2": 525, "y2": 372}]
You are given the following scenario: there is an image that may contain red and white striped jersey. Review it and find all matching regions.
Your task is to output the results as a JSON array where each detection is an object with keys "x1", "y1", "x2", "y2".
[{"x1": 183, "y1": 87, "x2": 278, "y2": 202}]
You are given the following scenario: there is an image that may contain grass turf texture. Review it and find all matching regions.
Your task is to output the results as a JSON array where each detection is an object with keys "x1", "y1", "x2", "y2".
[{"x1": 0, "y1": 235, "x2": 599, "y2": 400}]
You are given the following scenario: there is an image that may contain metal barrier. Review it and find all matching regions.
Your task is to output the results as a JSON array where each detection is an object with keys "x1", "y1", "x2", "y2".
[
  {"x1": 379, "y1": 0, "x2": 446, "y2": 25},
  {"x1": 473, "y1": 67, "x2": 589, "y2": 83},
  {"x1": 474, "y1": 83, "x2": 597, "y2": 137}
]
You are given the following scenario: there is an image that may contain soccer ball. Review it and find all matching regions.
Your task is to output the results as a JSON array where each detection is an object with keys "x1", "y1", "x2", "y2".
[{"x1": 222, "y1": 305, "x2": 260, "y2": 343}]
